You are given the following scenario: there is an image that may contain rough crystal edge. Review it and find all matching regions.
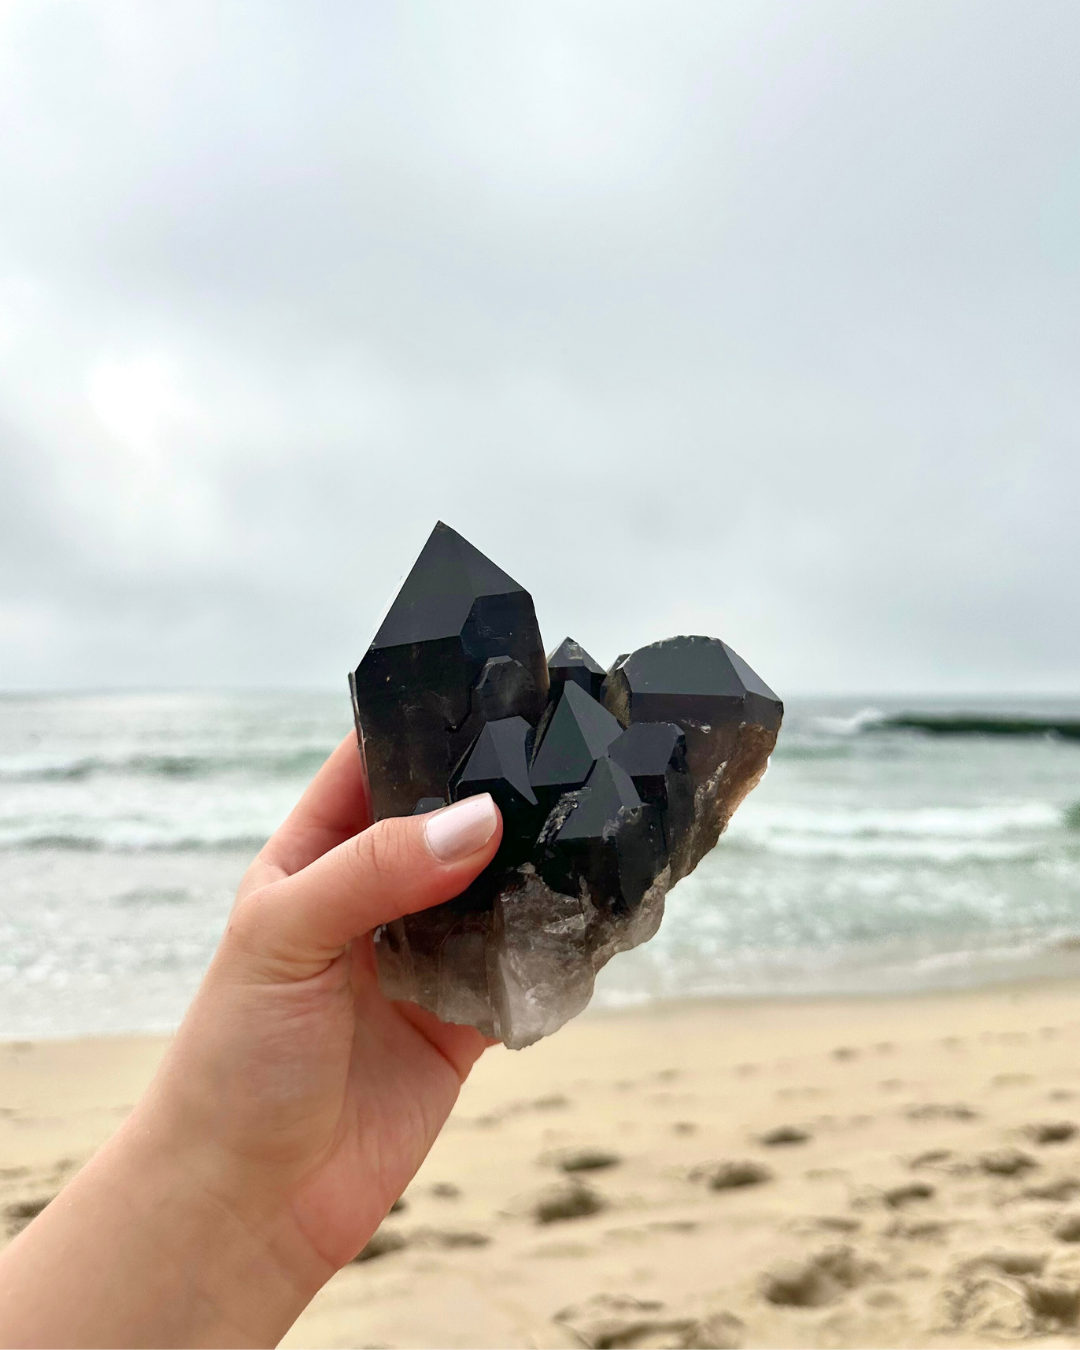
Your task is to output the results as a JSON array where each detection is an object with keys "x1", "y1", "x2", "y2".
[{"x1": 373, "y1": 720, "x2": 778, "y2": 1049}]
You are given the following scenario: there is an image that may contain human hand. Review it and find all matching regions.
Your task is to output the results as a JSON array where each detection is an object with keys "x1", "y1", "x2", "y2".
[{"x1": 0, "y1": 735, "x2": 502, "y2": 1348}]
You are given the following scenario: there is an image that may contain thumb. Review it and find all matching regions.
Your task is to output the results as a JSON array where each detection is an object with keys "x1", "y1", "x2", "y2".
[{"x1": 225, "y1": 795, "x2": 502, "y2": 980}]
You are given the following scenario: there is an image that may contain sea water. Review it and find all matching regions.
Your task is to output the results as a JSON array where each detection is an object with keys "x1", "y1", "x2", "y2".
[{"x1": 1, "y1": 690, "x2": 1079, "y2": 1037}]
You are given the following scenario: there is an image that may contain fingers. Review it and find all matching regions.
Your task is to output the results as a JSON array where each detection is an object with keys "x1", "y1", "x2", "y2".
[
  {"x1": 242, "y1": 734, "x2": 372, "y2": 894},
  {"x1": 391, "y1": 1000, "x2": 491, "y2": 1081},
  {"x1": 227, "y1": 795, "x2": 502, "y2": 980}
]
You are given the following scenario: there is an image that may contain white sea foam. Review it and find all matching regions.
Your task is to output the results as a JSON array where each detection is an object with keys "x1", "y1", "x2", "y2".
[
  {"x1": 734, "y1": 801, "x2": 1062, "y2": 839},
  {"x1": 2, "y1": 690, "x2": 1080, "y2": 1035},
  {"x1": 811, "y1": 706, "x2": 887, "y2": 736}
]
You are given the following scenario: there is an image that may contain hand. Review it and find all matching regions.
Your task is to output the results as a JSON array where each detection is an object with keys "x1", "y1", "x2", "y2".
[{"x1": 0, "y1": 736, "x2": 502, "y2": 1348}]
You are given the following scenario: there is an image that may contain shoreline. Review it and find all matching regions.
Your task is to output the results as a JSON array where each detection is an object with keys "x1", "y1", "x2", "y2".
[
  {"x1": 9, "y1": 942, "x2": 1080, "y2": 1046},
  {"x1": 7, "y1": 984, "x2": 1080, "y2": 1347}
]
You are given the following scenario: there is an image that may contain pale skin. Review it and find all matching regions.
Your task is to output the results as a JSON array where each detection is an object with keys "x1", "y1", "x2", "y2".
[{"x1": 0, "y1": 735, "x2": 504, "y2": 1348}]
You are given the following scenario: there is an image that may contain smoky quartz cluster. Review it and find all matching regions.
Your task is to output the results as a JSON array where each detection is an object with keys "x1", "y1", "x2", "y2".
[{"x1": 350, "y1": 522, "x2": 782, "y2": 1048}]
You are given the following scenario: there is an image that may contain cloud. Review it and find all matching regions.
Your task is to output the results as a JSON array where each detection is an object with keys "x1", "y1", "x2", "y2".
[{"x1": 0, "y1": 0, "x2": 1078, "y2": 693}]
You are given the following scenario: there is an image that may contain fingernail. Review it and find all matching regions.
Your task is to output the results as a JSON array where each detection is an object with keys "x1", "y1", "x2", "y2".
[{"x1": 423, "y1": 794, "x2": 498, "y2": 862}]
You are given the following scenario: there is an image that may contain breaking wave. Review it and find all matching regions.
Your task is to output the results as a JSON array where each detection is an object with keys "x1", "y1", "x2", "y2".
[{"x1": 0, "y1": 747, "x2": 333, "y2": 783}]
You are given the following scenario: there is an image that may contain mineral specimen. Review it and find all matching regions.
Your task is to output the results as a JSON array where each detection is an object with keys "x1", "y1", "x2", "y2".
[{"x1": 350, "y1": 521, "x2": 782, "y2": 1049}]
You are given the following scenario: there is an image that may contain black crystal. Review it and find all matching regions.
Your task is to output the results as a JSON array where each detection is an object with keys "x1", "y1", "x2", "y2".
[
  {"x1": 450, "y1": 715, "x2": 540, "y2": 867},
  {"x1": 608, "y1": 721, "x2": 694, "y2": 853},
  {"x1": 539, "y1": 756, "x2": 664, "y2": 915},
  {"x1": 548, "y1": 637, "x2": 606, "y2": 700},
  {"x1": 350, "y1": 522, "x2": 783, "y2": 1048},
  {"x1": 530, "y1": 679, "x2": 623, "y2": 803},
  {"x1": 350, "y1": 521, "x2": 548, "y2": 822}
]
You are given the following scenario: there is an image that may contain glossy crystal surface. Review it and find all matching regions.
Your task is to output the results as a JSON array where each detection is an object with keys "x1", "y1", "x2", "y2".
[{"x1": 350, "y1": 522, "x2": 782, "y2": 1047}]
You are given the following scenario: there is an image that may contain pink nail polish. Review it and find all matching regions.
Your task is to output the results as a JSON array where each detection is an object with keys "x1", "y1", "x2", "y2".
[{"x1": 423, "y1": 794, "x2": 498, "y2": 862}]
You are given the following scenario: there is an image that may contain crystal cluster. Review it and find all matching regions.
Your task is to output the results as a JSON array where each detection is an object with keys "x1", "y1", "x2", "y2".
[{"x1": 350, "y1": 522, "x2": 782, "y2": 1048}]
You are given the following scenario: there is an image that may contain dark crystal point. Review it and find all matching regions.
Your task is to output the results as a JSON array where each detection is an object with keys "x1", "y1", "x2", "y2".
[
  {"x1": 548, "y1": 637, "x2": 606, "y2": 700},
  {"x1": 447, "y1": 655, "x2": 541, "y2": 766},
  {"x1": 609, "y1": 721, "x2": 694, "y2": 853},
  {"x1": 603, "y1": 636, "x2": 782, "y2": 880},
  {"x1": 452, "y1": 716, "x2": 537, "y2": 807},
  {"x1": 351, "y1": 524, "x2": 782, "y2": 1049},
  {"x1": 530, "y1": 680, "x2": 623, "y2": 801},
  {"x1": 603, "y1": 635, "x2": 782, "y2": 780},
  {"x1": 451, "y1": 716, "x2": 541, "y2": 867},
  {"x1": 350, "y1": 522, "x2": 548, "y2": 821},
  {"x1": 540, "y1": 757, "x2": 664, "y2": 915}
]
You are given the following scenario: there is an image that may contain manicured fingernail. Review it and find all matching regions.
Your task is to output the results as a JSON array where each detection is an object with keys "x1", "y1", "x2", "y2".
[{"x1": 423, "y1": 794, "x2": 498, "y2": 862}]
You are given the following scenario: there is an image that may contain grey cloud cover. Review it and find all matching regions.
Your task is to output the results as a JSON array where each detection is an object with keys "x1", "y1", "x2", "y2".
[{"x1": 0, "y1": 0, "x2": 1077, "y2": 693}]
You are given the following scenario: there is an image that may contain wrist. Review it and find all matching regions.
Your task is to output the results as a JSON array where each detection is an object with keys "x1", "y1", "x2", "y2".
[
  {"x1": 111, "y1": 1102, "x2": 333, "y2": 1346},
  {"x1": 0, "y1": 1103, "x2": 331, "y2": 1349}
]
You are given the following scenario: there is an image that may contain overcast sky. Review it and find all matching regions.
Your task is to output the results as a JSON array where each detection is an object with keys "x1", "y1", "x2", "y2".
[{"x1": 1, "y1": 1, "x2": 1077, "y2": 696}]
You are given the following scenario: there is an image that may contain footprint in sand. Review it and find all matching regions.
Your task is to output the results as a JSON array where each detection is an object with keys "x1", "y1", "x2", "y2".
[
  {"x1": 690, "y1": 1160, "x2": 771, "y2": 1191},
  {"x1": 412, "y1": 1227, "x2": 491, "y2": 1249},
  {"x1": 431, "y1": 1181, "x2": 460, "y2": 1199},
  {"x1": 554, "y1": 1147, "x2": 621, "y2": 1174},
  {"x1": 352, "y1": 1224, "x2": 489, "y2": 1262},
  {"x1": 939, "y1": 1252, "x2": 1078, "y2": 1338},
  {"x1": 979, "y1": 1148, "x2": 1038, "y2": 1176},
  {"x1": 904, "y1": 1102, "x2": 979, "y2": 1122},
  {"x1": 832, "y1": 1047, "x2": 858, "y2": 1061},
  {"x1": 4, "y1": 1196, "x2": 53, "y2": 1237},
  {"x1": 531, "y1": 1093, "x2": 570, "y2": 1111},
  {"x1": 885, "y1": 1218, "x2": 949, "y2": 1241},
  {"x1": 758, "y1": 1125, "x2": 811, "y2": 1146},
  {"x1": 1053, "y1": 1215, "x2": 1080, "y2": 1243},
  {"x1": 555, "y1": 1294, "x2": 743, "y2": 1350},
  {"x1": 761, "y1": 1245, "x2": 878, "y2": 1308},
  {"x1": 883, "y1": 1182, "x2": 935, "y2": 1209},
  {"x1": 1026, "y1": 1120, "x2": 1078, "y2": 1145},
  {"x1": 672, "y1": 1121, "x2": 697, "y2": 1136},
  {"x1": 533, "y1": 1180, "x2": 607, "y2": 1224},
  {"x1": 352, "y1": 1227, "x2": 408, "y2": 1262},
  {"x1": 1024, "y1": 1177, "x2": 1080, "y2": 1201}
]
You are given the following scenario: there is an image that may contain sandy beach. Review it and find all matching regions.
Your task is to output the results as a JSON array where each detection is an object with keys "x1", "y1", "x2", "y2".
[{"x1": 6, "y1": 984, "x2": 1080, "y2": 1348}]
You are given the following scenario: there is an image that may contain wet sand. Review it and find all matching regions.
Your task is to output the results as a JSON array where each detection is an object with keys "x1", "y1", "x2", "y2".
[{"x1": 6, "y1": 985, "x2": 1080, "y2": 1348}]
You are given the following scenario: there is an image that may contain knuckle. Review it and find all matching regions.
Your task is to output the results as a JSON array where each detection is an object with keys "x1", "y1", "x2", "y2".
[
  {"x1": 352, "y1": 817, "x2": 414, "y2": 884},
  {"x1": 221, "y1": 886, "x2": 271, "y2": 959}
]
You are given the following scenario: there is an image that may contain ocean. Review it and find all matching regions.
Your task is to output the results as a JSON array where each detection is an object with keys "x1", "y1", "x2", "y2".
[{"x1": 1, "y1": 690, "x2": 1079, "y2": 1038}]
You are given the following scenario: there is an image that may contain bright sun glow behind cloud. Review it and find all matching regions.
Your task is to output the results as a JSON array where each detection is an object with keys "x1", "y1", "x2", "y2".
[
  {"x1": 86, "y1": 353, "x2": 193, "y2": 461},
  {"x1": 0, "y1": 1, "x2": 1078, "y2": 692}
]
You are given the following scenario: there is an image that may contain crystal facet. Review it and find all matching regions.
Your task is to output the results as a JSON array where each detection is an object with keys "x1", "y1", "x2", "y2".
[
  {"x1": 350, "y1": 522, "x2": 782, "y2": 1048},
  {"x1": 548, "y1": 636, "x2": 607, "y2": 700}
]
